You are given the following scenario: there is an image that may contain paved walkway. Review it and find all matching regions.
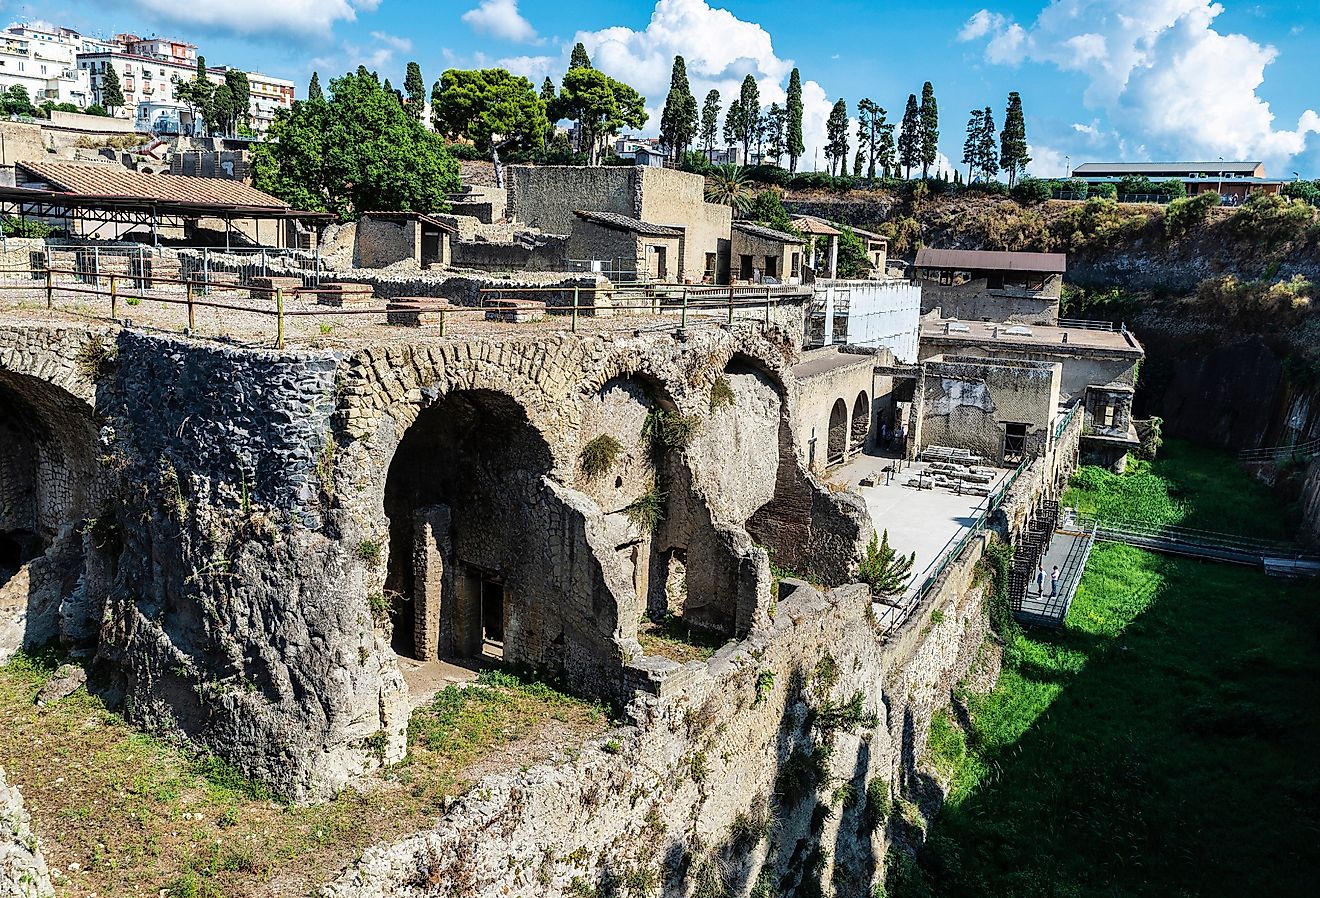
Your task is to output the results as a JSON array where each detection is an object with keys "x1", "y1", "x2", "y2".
[{"x1": 1018, "y1": 524, "x2": 1094, "y2": 628}]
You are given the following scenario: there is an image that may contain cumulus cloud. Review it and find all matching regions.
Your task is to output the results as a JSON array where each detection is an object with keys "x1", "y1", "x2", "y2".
[
  {"x1": 504, "y1": 0, "x2": 837, "y2": 166},
  {"x1": 958, "y1": 1, "x2": 1320, "y2": 170},
  {"x1": 462, "y1": 0, "x2": 540, "y2": 44},
  {"x1": 125, "y1": 0, "x2": 373, "y2": 38}
]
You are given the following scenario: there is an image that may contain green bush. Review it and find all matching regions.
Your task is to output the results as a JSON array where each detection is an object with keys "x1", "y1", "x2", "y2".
[
  {"x1": 1163, "y1": 191, "x2": 1221, "y2": 238},
  {"x1": 624, "y1": 486, "x2": 666, "y2": 532},
  {"x1": 579, "y1": 434, "x2": 623, "y2": 478},
  {"x1": 1226, "y1": 192, "x2": 1318, "y2": 246},
  {"x1": 1, "y1": 216, "x2": 55, "y2": 238},
  {"x1": 1010, "y1": 177, "x2": 1054, "y2": 205},
  {"x1": 1281, "y1": 179, "x2": 1320, "y2": 207}
]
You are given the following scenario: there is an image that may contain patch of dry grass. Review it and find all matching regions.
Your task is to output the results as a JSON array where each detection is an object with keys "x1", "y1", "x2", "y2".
[
  {"x1": 637, "y1": 615, "x2": 728, "y2": 665},
  {"x1": 0, "y1": 651, "x2": 606, "y2": 897}
]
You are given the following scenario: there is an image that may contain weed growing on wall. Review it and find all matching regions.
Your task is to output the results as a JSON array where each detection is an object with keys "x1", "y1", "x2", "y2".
[{"x1": 578, "y1": 434, "x2": 623, "y2": 478}]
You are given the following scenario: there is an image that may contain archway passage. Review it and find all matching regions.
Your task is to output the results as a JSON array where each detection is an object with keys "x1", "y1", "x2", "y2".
[
  {"x1": 827, "y1": 398, "x2": 849, "y2": 464},
  {"x1": 383, "y1": 389, "x2": 562, "y2": 669},
  {"x1": 851, "y1": 391, "x2": 870, "y2": 452}
]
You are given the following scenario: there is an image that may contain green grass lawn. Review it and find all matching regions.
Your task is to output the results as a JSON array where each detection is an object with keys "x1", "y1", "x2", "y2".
[
  {"x1": 894, "y1": 445, "x2": 1320, "y2": 898},
  {"x1": 1063, "y1": 437, "x2": 1298, "y2": 539}
]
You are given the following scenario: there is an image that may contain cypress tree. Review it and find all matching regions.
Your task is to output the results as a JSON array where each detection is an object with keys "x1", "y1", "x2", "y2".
[
  {"x1": 308, "y1": 72, "x2": 323, "y2": 103},
  {"x1": 404, "y1": 62, "x2": 426, "y2": 122},
  {"x1": 825, "y1": 98, "x2": 849, "y2": 176},
  {"x1": 1000, "y1": 91, "x2": 1030, "y2": 186},
  {"x1": 701, "y1": 89, "x2": 720, "y2": 160},
  {"x1": 962, "y1": 108, "x2": 984, "y2": 183},
  {"x1": 569, "y1": 42, "x2": 592, "y2": 70},
  {"x1": 919, "y1": 81, "x2": 938, "y2": 179},
  {"x1": 977, "y1": 106, "x2": 998, "y2": 182},
  {"x1": 735, "y1": 75, "x2": 760, "y2": 160},
  {"x1": 898, "y1": 93, "x2": 920, "y2": 179},
  {"x1": 786, "y1": 68, "x2": 805, "y2": 172},
  {"x1": 659, "y1": 55, "x2": 699, "y2": 155},
  {"x1": 100, "y1": 63, "x2": 125, "y2": 111}
]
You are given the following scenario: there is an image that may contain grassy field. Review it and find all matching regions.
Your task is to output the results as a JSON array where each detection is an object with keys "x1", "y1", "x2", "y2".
[
  {"x1": 0, "y1": 658, "x2": 606, "y2": 898},
  {"x1": 894, "y1": 444, "x2": 1320, "y2": 898},
  {"x1": 1063, "y1": 437, "x2": 1298, "y2": 538}
]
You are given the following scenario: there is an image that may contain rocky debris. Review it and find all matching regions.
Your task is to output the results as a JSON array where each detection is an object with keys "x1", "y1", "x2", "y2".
[
  {"x1": 34, "y1": 664, "x2": 86, "y2": 707},
  {"x1": 0, "y1": 766, "x2": 54, "y2": 898}
]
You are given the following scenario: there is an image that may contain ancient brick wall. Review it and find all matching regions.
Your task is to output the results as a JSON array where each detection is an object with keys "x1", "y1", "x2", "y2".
[{"x1": 918, "y1": 356, "x2": 1062, "y2": 465}]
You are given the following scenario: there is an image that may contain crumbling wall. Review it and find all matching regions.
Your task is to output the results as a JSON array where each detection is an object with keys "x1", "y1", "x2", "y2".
[
  {"x1": 451, "y1": 233, "x2": 570, "y2": 272},
  {"x1": 507, "y1": 166, "x2": 638, "y2": 235},
  {"x1": 354, "y1": 217, "x2": 419, "y2": 269},
  {"x1": 920, "y1": 278, "x2": 1060, "y2": 324},
  {"x1": 918, "y1": 357, "x2": 1062, "y2": 464},
  {"x1": 323, "y1": 539, "x2": 994, "y2": 898}
]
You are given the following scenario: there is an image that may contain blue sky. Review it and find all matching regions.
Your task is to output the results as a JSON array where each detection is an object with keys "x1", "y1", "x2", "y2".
[{"x1": 7, "y1": 1, "x2": 1319, "y2": 177}]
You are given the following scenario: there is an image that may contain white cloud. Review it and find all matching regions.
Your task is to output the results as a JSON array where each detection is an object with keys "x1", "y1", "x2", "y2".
[
  {"x1": 959, "y1": 1, "x2": 1320, "y2": 170},
  {"x1": 531, "y1": 0, "x2": 835, "y2": 165},
  {"x1": 125, "y1": 1, "x2": 373, "y2": 38},
  {"x1": 370, "y1": 31, "x2": 412, "y2": 53},
  {"x1": 462, "y1": 0, "x2": 540, "y2": 44}
]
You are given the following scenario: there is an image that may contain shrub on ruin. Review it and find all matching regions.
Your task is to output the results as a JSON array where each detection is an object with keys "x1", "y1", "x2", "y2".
[
  {"x1": 879, "y1": 215, "x2": 923, "y2": 255},
  {"x1": 1193, "y1": 273, "x2": 1314, "y2": 319},
  {"x1": 625, "y1": 486, "x2": 667, "y2": 532},
  {"x1": 356, "y1": 539, "x2": 383, "y2": 565},
  {"x1": 709, "y1": 375, "x2": 736, "y2": 411},
  {"x1": 578, "y1": 434, "x2": 623, "y2": 478},
  {"x1": 643, "y1": 408, "x2": 701, "y2": 453},
  {"x1": 1163, "y1": 191, "x2": 1221, "y2": 239},
  {"x1": 857, "y1": 531, "x2": 914, "y2": 599},
  {"x1": 864, "y1": 777, "x2": 892, "y2": 831},
  {"x1": 1010, "y1": 177, "x2": 1054, "y2": 205},
  {"x1": 1050, "y1": 197, "x2": 1150, "y2": 254},
  {"x1": 74, "y1": 334, "x2": 117, "y2": 380},
  {"x1": 1, "y1": 216, "x2": 54, "y2": 238}
]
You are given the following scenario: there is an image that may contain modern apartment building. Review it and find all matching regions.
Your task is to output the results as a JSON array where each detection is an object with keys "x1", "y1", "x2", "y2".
[{"x1": 0, "y1": 23, "x2": 95, "y2": 107}]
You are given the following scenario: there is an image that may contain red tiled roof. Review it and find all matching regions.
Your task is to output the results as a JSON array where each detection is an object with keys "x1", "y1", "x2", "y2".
[{"x1": 16, "y1": 161, "x2": 289, "y2": 209}]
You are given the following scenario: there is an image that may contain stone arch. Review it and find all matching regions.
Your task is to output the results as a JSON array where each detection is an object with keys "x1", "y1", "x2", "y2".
[
  {"x1": 827, "y1": 398, "x2": 849, "y2": 463},
  {"x1": 0, "y1": 362, "x2": 101, "y2": 656},
  {"x1": 381, "y1": 386, "x2": 628, "y2": 697},
  {"x1": 851, "y1": 390, "x2": 870, "y2": 451}
]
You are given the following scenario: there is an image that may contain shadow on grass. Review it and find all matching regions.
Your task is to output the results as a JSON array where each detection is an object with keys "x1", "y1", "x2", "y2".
[{"x1": 888, "y1": 544, "x2": 1320, "y2": 898}]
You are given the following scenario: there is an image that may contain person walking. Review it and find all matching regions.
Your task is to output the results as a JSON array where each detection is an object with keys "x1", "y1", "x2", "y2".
[
  {"x1": 1035, "y1": 565, "x2": 1045, "y2": 596},
  {"x1": 1050, "y1": 565, "x2": 1060, "y2": 597}
]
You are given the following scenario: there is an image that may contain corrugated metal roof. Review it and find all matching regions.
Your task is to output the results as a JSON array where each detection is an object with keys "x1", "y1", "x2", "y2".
[
  {"x1": 731, "y1": 220, "x2": 804, "y2": 243},
  {"x1": 573, "y1": 210, "x2": 684, "y2": 237},
  {"x1": 16, "y1": 160, "x2": 289, "y2": 209},
  {"x1": 1072, "y1": 161, "x2": 1262, "y2": 176},
  {"x1": 915, "y1": 248, "x2": 1066, "y2": 273}
]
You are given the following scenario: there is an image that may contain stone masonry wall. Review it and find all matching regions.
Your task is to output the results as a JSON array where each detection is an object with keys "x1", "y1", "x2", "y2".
[{"x1": 0, "y1": 765, "x2": 53, "y2": 898}]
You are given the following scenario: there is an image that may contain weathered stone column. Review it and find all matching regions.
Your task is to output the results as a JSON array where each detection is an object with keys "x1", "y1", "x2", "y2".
[{"x1": 412, "y1": 505, "x2": 452, "y2": 662}]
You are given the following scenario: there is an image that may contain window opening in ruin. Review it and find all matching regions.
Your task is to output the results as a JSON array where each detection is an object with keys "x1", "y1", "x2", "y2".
[
  {"x1": 740, "y1": 254, "x2": 754, "y2": 280},
  {"x1": 653, "y1": 245, "x2": 668, "y2": 279},
  {"x1": 704, "y1": 252, "x2": 717, "y2": 282},
  {"x1": 765, "y1": 256, "x2": 778, "y2": 279},
  {"x1": 0, "y1": 531, "x2": 31, "y2": 586},
  {"x1": 851, "y1": 391, "x2": 870, "y2": 452},
  {"x1": 791, "y1": 252, "x2": 801, "y2": 278},
  {"x1": 1004, "y1": 422, "x2": 1028, "y2": 464}
]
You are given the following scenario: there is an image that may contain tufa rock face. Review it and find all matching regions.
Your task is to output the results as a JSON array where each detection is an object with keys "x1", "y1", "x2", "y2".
[
  {"x1": 0, "y1": 320, "x2": 865, "y2": 802},
  {"x1": 0, "y1": 766, "x2": 54, "y2": 898}
]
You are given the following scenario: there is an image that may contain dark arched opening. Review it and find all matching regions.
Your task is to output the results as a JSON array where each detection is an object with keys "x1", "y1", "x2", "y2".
[
  {"x1": 383, "y1": 389, "x2": 562, "y2": 669},
  {"x1": 851, "y1": 390, "x2": 870, "y2": 452},
  {"x1": 827, "y1": 398, "x2": 849, "y2": 464}
]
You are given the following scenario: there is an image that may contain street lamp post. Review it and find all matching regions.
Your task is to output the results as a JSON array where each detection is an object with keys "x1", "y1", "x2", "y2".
[{"x1": 1217, "y1": 155, "x2": 1224, "y2": 198}]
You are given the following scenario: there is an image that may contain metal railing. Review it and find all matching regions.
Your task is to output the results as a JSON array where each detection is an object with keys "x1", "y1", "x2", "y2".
[
  {"x1": 1238, "y1": 437, "x2": 1320, "y2": 464},
  {"x1": 1054, "y1": 401, "x2": 1081, "y2": 440},
  {"x1": 1057, "y1": 318, "x2": 1120, "y2": 332}
]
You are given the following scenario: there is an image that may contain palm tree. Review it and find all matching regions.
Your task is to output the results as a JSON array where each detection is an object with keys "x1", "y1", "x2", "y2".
[{"x1": 704, "y1": 164, "x2": 754, "y2": 213}]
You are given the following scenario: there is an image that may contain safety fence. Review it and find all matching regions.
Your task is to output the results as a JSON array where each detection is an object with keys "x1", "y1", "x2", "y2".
[{"x1": 0, "y1": 265, "x2": 811, "y2": 349}]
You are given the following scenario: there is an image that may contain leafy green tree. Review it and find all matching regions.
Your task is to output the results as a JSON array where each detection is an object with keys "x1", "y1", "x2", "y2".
[
  {"x1": 432, "y1": 68, "x2": 549, "y2": 188},
  {"x1": 962, "y1": 108, "x2": 984, "y2": 183},
  {"x1": 1000, "y1": 91, "x2": 1030, "y2": 186},
  {"x1": 404, "y1": 62, "x2": 426, "y2": 122},
  {"x1": 659, "y1": 55, "x2": 699, "y2": 156},
  {"x1": 825, "y1": 98, "x2": 849, "y2": 176},
  {"x1": 744, "y1": 189, "x2": 798, "y2": 234},
  {"x1": 976, "y1": 106, "x2": 999, "y2": 182},
  {"x1": 857, "y1": 530, "x2": 914, "y2": 597},
  {"x1": 898, "y1": 93, "x2": 920, "y2": 178},
  {"x1": 1, "y1": 85, "x2": 37, "y2": 117},
  {"x1": 786, "y1": 67, "x2": 805, "y2": 172},
  {"x1": 557, "y1": 66, "x2": 647, "y2": 164},
  {"x1": 703, "y1": 164, "x2": 753, "y2": 213},
  {"x1": 174, "y1": 61, "x2": 215, "y2": 136},
  {"x1": 100, "y1": 63, "x2": 125, "y2": 112},
  {"x1": 726, "y1": 74, "x2": 760, "y2": 160},
  {"x1": 252, "y1": 67, "x2": 459, "y2": 219},
  {"x1": 569, "y1": 42, "x2": 592, "y2": 70},
  {"x1": 84, "y1": 103, "x2": 109, "y2": 117},
  {"x1": 919, "y1": 81, "x2": 939, "y2": 179},
  {"x1": 540, "y1": 77, "x2": 556, "y2": 105},
  {"x1": 308, "y1": 71, "x2": 323, "y2": 103},
  {"x1": 211, "y1": 83, "x2": 236, "y2": 137},
  {"x1": 700, "y1": 89, "x2": 721, "y2": 160}
]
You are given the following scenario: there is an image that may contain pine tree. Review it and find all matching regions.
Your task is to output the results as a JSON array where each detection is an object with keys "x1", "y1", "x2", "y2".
[
  {"x1": 765, "y1": 102, "x2": 786, "y2": 166},
  {"x1": 700, "y1": 89, "x2": 720, "y2": 160},
  {"x1": 404, "y1": 62, "x2": 426, "y2": 122},
  {"x1": 569, "y1": 42, "x2": 592, "y2": 70},
  {"x1": 962, "y1": 109, "x2": 984, "y2": 183},
  {"x1": 786, "y1": 68, "x2": 805, "y2": 173},
  {"x1": 977, "y1": 106, "x2": 999, "y2": 182},
  {"x1": 878, "y1": 121, "x2": 896, "y2": 178},
  {"x1": 659, "y1": 55, "x2": 699, "y2": 155},
  {"x1": 1000, "y1": 91, "x2": 1030, "y2": 186},
  {"x1": 852, "y1": 147, "x2": 864, "y2": 177},
  {"x1": 898, "y1": 93, "x2": 920, "y2": 179},
  {"x1": 919, "y1": 81, "x2": 939, "y2": 179},
  {"x1": 308, "y1": 72, "x2": 323, "y2": 103},
  {"x1": 100, "y1": 63, "x2": 125, "y2": 112},
  {"x1": 825, "y1": 98, "x2": 849, "y2": 176}
]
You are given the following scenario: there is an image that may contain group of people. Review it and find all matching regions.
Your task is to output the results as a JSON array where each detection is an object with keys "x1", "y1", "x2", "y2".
[
  {"x1": 1036, "y1": 564, "x2": 1061, "y2": 598},
  {"x1": 878, "y1": 421, "x2": 907, "y2": 454}
]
